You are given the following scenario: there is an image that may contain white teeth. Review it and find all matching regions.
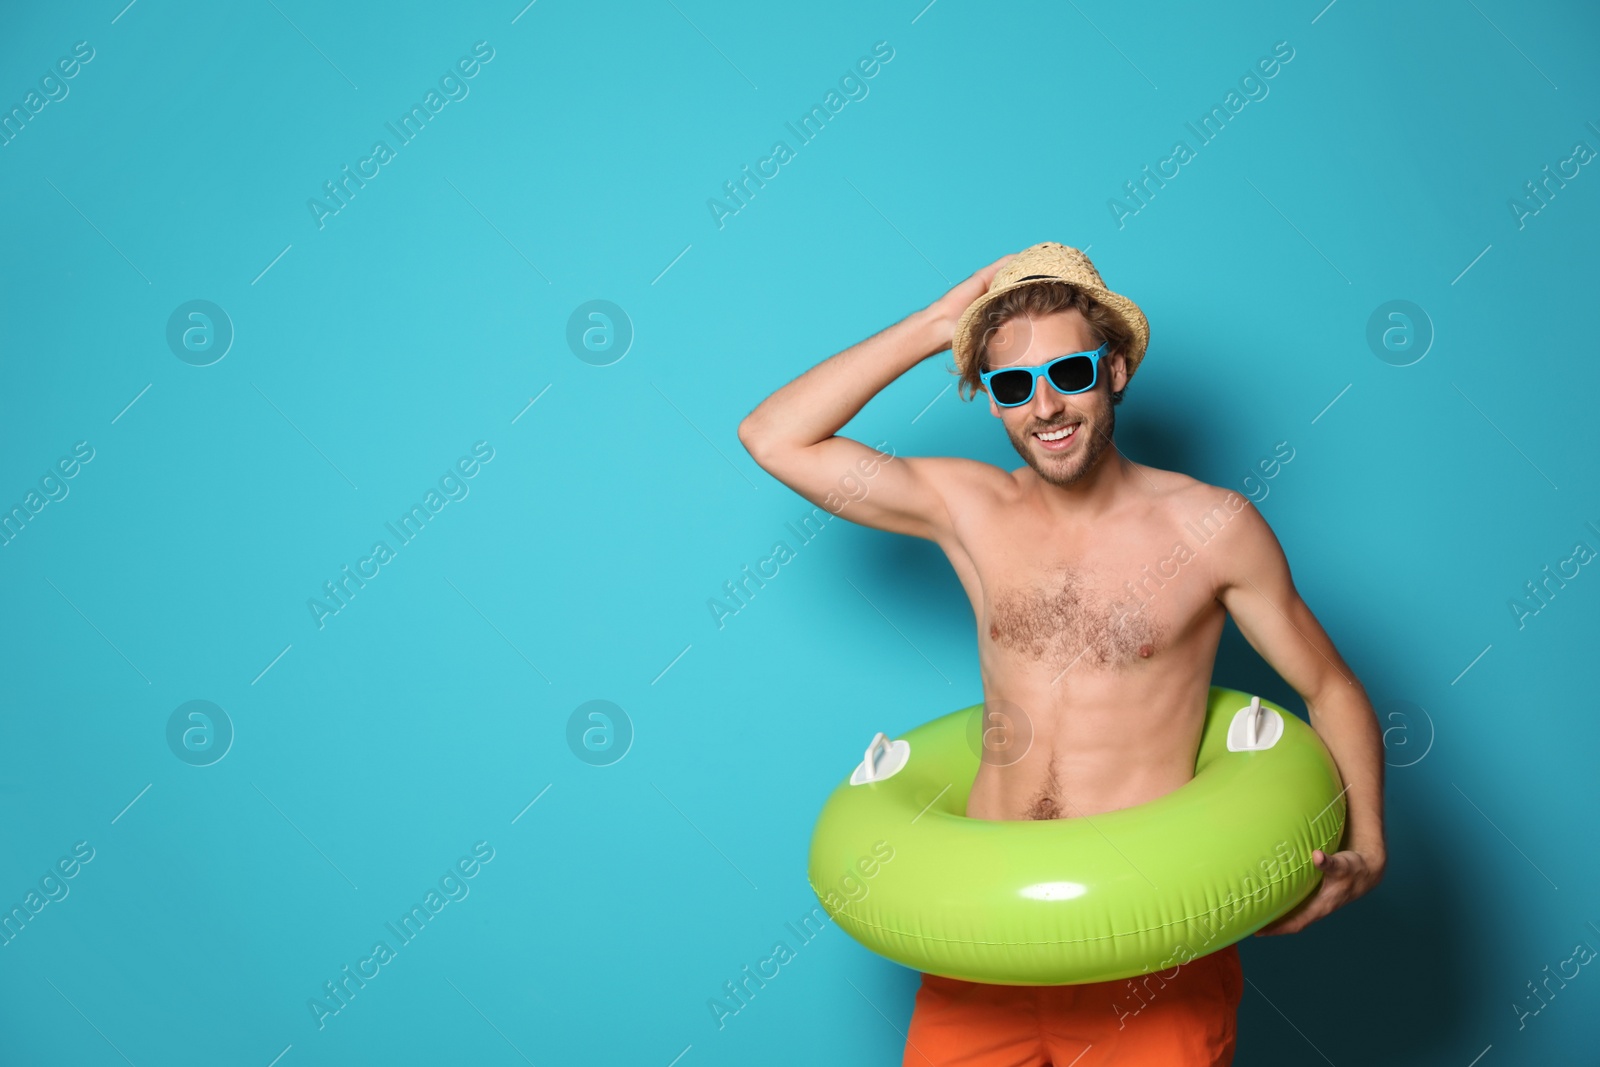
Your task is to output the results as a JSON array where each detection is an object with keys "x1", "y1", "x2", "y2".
[{"x1": 1036, "y1": 424, "x2": 1078, "y2": 442}]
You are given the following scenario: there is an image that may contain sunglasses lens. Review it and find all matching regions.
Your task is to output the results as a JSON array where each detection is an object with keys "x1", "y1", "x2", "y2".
[
  {"x1": 989, "y1": 370, "x2": 1034, "y2": 405},
  {"x1": 1047, "y1": 355, "x2": 1096, "y2": 394}
]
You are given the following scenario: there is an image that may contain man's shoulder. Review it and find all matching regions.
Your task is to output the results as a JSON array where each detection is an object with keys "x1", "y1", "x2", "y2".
[
  {"x1": 1151, "y1": 473, "x2": 1267, "y2": 543},
  {"x1": 1128, "y1": 465, "x2": 1228, "y2": 505},
  {"x1": 1157, "y1": 470, "x2": 1255, "y2": 510}
]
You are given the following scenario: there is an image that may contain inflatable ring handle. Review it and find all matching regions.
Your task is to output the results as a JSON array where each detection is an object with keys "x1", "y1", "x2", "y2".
[
  {"x1": 1226, "y1": 696, "x2": 1284, "y2": 752},
  {"x1": 864, "y1": 733, "x2": 889, "y2": 777},
  {"x1": 850, "y1": 731, "x2": 911, "y2": 785}
]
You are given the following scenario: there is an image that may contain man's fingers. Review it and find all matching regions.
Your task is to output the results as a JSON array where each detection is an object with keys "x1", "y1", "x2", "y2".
[
  {"x1": 1256, "y1": 851, "x2": 1371, "y2": 937},
  {"x1": 976, "y1": 254, "x2": 1015, "y2": 284},
  {"x1": 1259, "y1": 897, "x2": 1328, "y2": 936},
  {"x1": 1256, "y1": 908, "x2": 1311, "y2": 937},
  {"x1": 1255, "y1": 893, "x2": 1313, "y2": 936},
  {"x1": 1257, "y1": 918, "x2": 1299, "y2": 937},
  {"x1": 1315, "y1": 849, "x2": 1353, "y2": 879},
  {"x1": 1254, "y1": 919, "x2": 1288, "y2": 936},
  {"x1": 1255, "y1": 875, "x2": 1337, "y2": 936}
]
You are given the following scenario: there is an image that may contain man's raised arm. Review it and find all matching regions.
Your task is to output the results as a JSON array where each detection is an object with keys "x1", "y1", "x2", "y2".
[{"x1": 737, "y1": 256, "x2": 1012, "y2": 542}]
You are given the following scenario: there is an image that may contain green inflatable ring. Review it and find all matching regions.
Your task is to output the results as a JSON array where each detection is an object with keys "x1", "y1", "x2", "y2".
[{"x1": 806, "y1": 686, "x2": 1346, "y2": 985}]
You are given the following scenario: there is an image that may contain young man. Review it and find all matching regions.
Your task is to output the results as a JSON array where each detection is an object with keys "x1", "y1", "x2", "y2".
[{"x1": 737, "y1": 242, "x2": 1385, "y2": 1066}]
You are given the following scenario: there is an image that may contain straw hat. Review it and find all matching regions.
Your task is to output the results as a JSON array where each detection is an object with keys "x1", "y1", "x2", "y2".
[{"x1": 952, "y1": 241, "x2": 1150, "y2": 383}]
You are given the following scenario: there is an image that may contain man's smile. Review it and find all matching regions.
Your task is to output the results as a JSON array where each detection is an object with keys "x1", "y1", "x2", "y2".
[{"x1": 1033, "y1": 421, "x2": 1081, "y2": 451}]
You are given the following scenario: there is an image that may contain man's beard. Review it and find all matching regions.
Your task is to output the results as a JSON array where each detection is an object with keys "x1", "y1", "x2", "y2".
[{"x1": 1004, "y1": 391, "x2": 1117, "y2": 488}]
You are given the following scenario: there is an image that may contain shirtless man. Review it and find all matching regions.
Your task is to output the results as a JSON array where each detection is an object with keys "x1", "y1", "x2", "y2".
[{"x1": 737, "y1": 243, "x2": 1386, "y2": 1066}]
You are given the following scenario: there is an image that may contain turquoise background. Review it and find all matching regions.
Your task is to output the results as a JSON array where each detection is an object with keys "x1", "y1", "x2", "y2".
[{"x1": 2, "y1": 1, "x2": 1596, "y2": 1064}]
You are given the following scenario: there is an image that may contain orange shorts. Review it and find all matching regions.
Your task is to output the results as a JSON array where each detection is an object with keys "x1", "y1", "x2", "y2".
[{"x1": 902, "y1": 944, "x2": 1243, "y2": 1067}]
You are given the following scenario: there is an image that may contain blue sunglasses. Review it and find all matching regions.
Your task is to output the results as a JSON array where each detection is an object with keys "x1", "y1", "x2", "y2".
[{"x1": 979, "y1": 342, "x2": 1109, "y2": 407}]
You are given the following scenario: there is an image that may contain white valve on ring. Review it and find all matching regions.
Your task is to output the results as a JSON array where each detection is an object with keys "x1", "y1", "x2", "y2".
[
  {"x1": 1225, "y1": 695, "x2": 1284, "y2": 752},
  {"x1": 850, "y1": 731, "x2": 911, "y2": 785}
]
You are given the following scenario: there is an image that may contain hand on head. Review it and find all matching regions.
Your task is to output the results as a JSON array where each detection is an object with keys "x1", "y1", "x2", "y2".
[{"x1": 927, "y1": 254, "x2": 1017, "y2": 349}]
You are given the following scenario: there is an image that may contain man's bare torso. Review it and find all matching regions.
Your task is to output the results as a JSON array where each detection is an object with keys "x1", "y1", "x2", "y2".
[{"x1": 934, "y1": 460, "x2": 1237, "y2": 821}]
